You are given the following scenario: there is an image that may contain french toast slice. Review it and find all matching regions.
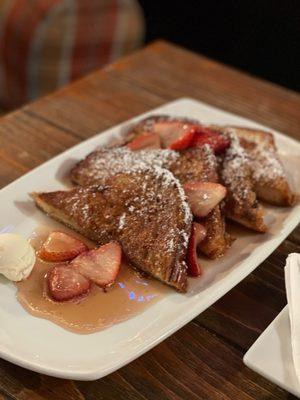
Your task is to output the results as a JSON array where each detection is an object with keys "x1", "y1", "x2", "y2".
[
  {"x1": 219, "y1": 133, "x2": 267, "y2": 233},
  {"x1": 70, "y1": 145, "x2": 231, "y2": 259},
  {"x1": 212, "y1": 126, "x2": 296, "y2": 207},
  {"x1": 70, "y1": 146, "x2": 218, "y2": 186},
  {"x1": 32, "y1": 168, "x2": 192, "y2": 292}
]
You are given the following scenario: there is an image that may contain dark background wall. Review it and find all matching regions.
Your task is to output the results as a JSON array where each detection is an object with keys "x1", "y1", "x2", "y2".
[{"x1": 138, "y1": 0, "x2": 300, "y2": 92}]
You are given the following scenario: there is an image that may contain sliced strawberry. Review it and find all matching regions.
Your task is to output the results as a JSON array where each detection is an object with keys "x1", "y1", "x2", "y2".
[
  {"x1": 127, "y1": 132, "x2": 161, "y2": 151},
  {"x1": 191, "y1": 126, "x2": 230, "y2": 154},
  {"x1": 168, "y1": 129, "x2": 195, "y2": 150},
  {"x1": 184, "y1": 182, "x2": 227, "y2": 217},
  {"x1": 39, "y1": 231, "x2": 88, "y2": 262},
  {"x1": 153, "y1": 121, "x2": 196, "y2": 150},
  {"x1": 47, "y1": 265, "x2": 91, "y2": 301},
  {"x1": 187, "y1": 223, "x2": 207, "y2": 277},
  {"x1": 71, "y1": 242, "x2": 122, "y2": 288}
]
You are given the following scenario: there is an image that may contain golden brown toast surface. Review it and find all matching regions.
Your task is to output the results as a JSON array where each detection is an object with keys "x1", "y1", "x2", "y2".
[
  {"x1": 168, "y1": 146, "x2": 218, "y2": 184},
  {"x1": 33, "y1": 168, "x2": 192, "y2": 292}
]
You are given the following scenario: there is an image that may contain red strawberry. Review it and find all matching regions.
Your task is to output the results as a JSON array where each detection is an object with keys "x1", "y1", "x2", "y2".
[
  {"x1": 187, "y1": 223, "x2": 207, "y2": 277},
  {"x1": 153, "y1": 121, "x2": 196, "y2": 150},
  {"x1": 127, "y1": 132, "x2": 161, "y2": 151},
  {"x1": 191, "y1": 126, "x2": 230, "y2": 154},
  {"x1": 39, "y1": 231, "x2": 88, "y2": 262},
  {"x1": 71, "y1": 242, "x2": 122, "y2": 288},
  {"x1": 184, "y1": 182, "x2": 227, "y2": 217},
  {"x1": 47, "y1": 265, "x2": 91, "y2": 301}
]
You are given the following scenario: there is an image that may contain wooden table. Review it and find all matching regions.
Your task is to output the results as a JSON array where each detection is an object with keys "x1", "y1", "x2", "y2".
[{"x1": 1, "y1": 40, "x2": 300, "y2": 400}]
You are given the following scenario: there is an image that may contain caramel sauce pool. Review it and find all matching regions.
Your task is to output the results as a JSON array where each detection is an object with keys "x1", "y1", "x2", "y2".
[{"x1": 16, "y1": 226, "x2": 169, "y2": 334}]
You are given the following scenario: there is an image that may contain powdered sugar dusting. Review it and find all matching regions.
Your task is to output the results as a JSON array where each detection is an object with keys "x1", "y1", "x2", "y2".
[
  {"x1": 93, "y1": 147, "x2": 178, "y2": 173},
  {"x1": 118, "y1": 213, "x2": 126, "y2": 230},
  {"x1": 221, "y1": 130, "x2": 252, "y2": 202},
  {"x1": 201, "y1": 144, "x2": 218, "y2": 181},
  {"x1": 74, "y1": 147, "x2": 179, "y2": 184},
  {"x1": 223, "y1": 126, "x2": 286, "y2": 184},
  {"x1": 134, "y1": 165, "x2": 192, "y2": 256},
  {"x1": 64, "y1": 189, "x2": 96, "y2": 220},
  {"x1": 151, "y1": 165, "x2": 192, "y2": 226},
  {"x1": 115, "y1": 164, "x2": 192, "y2": 286},
  {"x1": 250, "y1": 145, "x2": 285, "y2": 183},
  {"x1": 72, "y1": 147, "x2": 192, "y2": 252},
  {"x1": 120, "y1": 159, "x2": 192, "y2": 258}
]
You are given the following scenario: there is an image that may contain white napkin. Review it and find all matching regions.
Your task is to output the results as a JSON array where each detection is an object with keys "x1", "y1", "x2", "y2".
[{"x1": 285, "y1": 253, "x2": 300, "y2": 382}]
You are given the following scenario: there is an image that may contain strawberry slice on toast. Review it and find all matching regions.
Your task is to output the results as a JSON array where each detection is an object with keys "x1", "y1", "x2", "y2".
[
  {"x1": 191, "y1": 127, "x2": 230, "y2": 154},
  {"x1": 154, "y1": 120, "x2": 196, "y2": 150},
  {"x1": 127, "y1": 132, "x2": 161, "y2": 151},
  {"x1": 184, "y1": 182, "x2": 227, "y2": 217},
  {"x1": 186, "y1": 223, "x2": 206, "y2": 277},
  {"x1": 127, "y1": 116, "x2": 230, "y2": 153},
  {"x1": 127, "y1": 115, "x2": 197, "y2": 150}
]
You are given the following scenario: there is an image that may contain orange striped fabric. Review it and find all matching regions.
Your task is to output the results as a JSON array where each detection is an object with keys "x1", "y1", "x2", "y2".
[{"x1": 0, "y1": 0, "x2": 144, "y2": 109}]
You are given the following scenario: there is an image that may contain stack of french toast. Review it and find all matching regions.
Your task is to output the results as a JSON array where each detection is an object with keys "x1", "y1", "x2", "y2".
[{"x1": 32, "y1": 115, "x2": 297, "y2": 292}]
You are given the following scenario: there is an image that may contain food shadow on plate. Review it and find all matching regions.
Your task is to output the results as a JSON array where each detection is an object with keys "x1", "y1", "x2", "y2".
[
  {"x1": 0, "y1": 275, "x2": 9, "y2": 286},
  {"x1": 14, "y1": 200, "x2": 37, "y2": 217},
  {"x1": 262, "y1": 205, "x2": 295, "y2": 235},
  {"x1": 186, "y1": 226, "x2": 273, "y2": 296},
  {"x1": 55, "y1": 157, "x2": 79, "y2": 186},
  {"x1": 119, "y1": 122, "x2": 134, "y2": 138},
  {"x1": 280, "y1": 152, "x2": 300, "y2": 191},
  {"x1": 0, "y1": 276, "x2": 27, "y2": 317},
  {"x1": 187, "y1": 251, "x2": 251, "y2": 296}
]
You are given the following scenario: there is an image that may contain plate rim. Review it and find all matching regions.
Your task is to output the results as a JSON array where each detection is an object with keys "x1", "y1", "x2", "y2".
[{"x1": 1, "y1": 97, "x2": 300, "y2": 380}]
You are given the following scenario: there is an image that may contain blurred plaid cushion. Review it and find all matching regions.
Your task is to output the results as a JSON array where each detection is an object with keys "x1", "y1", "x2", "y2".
[{"x1": 0, "y1": 0, "x2": 144, "y2": 109}]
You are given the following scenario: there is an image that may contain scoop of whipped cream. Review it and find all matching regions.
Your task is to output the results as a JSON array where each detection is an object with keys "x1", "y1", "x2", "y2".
[{"x1": 0, "y1": 233, "x2": 36, "y2": 281}]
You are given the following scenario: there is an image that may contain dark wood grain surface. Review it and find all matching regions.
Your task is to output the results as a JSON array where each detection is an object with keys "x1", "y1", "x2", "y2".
[{"x1": 0, "y1": 41, "x2": 299, "y2": 400}]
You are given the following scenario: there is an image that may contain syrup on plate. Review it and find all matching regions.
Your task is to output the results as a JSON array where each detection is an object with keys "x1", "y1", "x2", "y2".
[{"x1": 16, "y1": 226, "x2": 169, "y2": 334}]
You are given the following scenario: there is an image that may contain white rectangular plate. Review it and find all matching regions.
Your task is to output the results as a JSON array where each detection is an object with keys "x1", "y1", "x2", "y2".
[
  {"x1": 244, "y1": 306, "x2": 300, "y2": 397},
  {"x1": 1, "y1": 98, "x2": 300, "y2": 381}
]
